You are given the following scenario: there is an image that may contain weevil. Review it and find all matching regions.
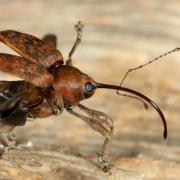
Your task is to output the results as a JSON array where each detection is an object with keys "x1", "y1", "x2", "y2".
[{"x1": 0, "y1": 21, "x2": 176, "y2": 172}]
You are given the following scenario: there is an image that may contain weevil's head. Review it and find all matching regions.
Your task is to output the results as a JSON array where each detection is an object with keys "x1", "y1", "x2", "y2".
[
  {"x1": 53, "y1": 65, "x2": 96, "y2": 105},
  {"x1": 53, "y1": 64, "x2": 167, "y2": 139},
  {"x1": 53, "y1": 65, "x2": 167, "y2": 138}
]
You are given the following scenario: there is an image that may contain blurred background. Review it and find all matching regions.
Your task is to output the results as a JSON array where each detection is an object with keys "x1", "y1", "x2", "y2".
[{"x1": 0, "y1": 0, "x2": 180, "y2": 179}]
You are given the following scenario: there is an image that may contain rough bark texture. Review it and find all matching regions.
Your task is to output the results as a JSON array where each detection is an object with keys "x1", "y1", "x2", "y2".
[
  {"x1": 0, "y1": 148, "x2": 144, "y2": 180},
  {"x1": 0, "y1": 0, "x2": 180, "y2": 179}
]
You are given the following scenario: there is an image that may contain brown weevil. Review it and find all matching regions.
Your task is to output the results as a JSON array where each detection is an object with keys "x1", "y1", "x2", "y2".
[{"x1": 0, "y1": 21, "x2": 176, "y2": 172}]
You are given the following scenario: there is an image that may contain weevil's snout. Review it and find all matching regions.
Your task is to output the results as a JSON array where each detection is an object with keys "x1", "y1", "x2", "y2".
[
  {"x1": 53, "y1": 65, "x2": 96, "y2": 105},
  {"x1": 95, "y1": 82, "x2": 167, "y2": 139}
]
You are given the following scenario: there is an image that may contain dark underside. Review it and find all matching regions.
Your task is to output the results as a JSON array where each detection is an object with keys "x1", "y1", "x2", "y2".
[{"x1": 0, "y1": 81, "x2": 28, "y2": 126}]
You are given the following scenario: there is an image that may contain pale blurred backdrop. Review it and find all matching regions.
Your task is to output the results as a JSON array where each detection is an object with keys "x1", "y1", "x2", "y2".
[{"x1": 0, "y1": 0, "x2": 180, "y2": 180}]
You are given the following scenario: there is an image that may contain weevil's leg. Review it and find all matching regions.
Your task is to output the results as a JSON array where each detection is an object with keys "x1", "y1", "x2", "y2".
[
  {"x1": 42, "y1": 34, "x2": 57, "y2": 48},
  {"x1": 66, "y1": 104, "x2": 114, "y2": 173},
  {"x1": 116, "y1": 92, "x2": 148, "y2": 109},
  {"x1": 0, "y1": 128, "x2": 17, "y2": 155},
  {"x1": 66, "y1": 21, "x2": 84, "y2": 66},
  {"x1": 78, "y1": 104, "x2": 113, "y2": 130},
  {"x1": 78, "y1": 104, "x2": 114, "y2": 172},
  {"x1": 7, "y1": 132, "x2": 16, "y2": 142},
  {"x1": 0, "y1": 125, "x2": 15, "y2": 146}
]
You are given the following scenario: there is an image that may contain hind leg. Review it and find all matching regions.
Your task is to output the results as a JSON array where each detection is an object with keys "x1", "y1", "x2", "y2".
[{"x1": 0, "y1": 125, "x2": 16, "y2": 154}]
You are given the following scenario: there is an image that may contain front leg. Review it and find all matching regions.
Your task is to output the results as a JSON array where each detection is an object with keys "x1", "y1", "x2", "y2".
[{"x1": 66, "y1": 103, "x2": 114, "y2": 173}]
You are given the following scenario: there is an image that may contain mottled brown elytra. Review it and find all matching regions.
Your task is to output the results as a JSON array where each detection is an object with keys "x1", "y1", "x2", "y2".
[{"x1": 0, "y1": 21, "x2": 176, "y2": 173}]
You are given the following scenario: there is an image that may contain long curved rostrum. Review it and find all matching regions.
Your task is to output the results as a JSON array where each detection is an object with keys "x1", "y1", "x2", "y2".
[{"x1": 95, "y1": 82, "x2": 167, "y2": 139}]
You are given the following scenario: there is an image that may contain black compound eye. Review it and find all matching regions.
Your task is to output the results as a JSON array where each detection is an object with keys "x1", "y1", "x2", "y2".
[{"x1": 85, "y1": 82, "x2": 94, "y2": 93}]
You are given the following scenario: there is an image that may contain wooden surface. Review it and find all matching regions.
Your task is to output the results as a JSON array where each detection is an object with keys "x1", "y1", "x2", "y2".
[{"x1": 0, "y1": 0, "x2": 180, "y2": 179}]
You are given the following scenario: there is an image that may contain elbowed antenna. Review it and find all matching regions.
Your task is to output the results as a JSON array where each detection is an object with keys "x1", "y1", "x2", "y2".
[
  {"x1": 119, "y1": 47, "x2": 180, "y2": 87},
  {"x1": 95, "y1": 82, "x2": 167, "y2": 139}
]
